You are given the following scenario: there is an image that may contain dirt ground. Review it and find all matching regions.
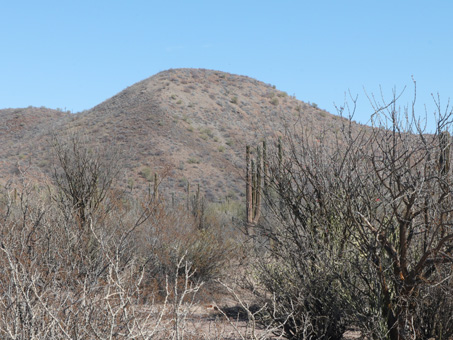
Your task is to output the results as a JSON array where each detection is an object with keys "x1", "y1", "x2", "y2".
[{"x1": 180, "y1": 302, "x2": 363, "y2": 340}]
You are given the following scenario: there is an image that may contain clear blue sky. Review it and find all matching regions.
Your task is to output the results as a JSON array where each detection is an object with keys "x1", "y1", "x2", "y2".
[{"x1": 1, "y1": 0, "x2": 452, "y2": 131}]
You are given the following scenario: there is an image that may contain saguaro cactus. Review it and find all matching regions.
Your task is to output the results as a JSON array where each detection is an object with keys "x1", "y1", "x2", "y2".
[
  {"x1": 153, "y1": 173, "x2": 159, "y2": 201},
  {"x1": 263, "y1": 140, "x2": 268, "y2": 192},
  {"x1": 186, "y1": 181, "x2": 191, "y2": 210},
  {"x1": 246, "y1": 145, "x2": 262, "y2": 227},
  {"x1": 246, "y1": 145, "x2": 253, "y2": 225},
  {"x1": 253, "y1": 145, "x2": 262, "y2": 224},
  {"x1": 193, "y1": 183, "x2": 205, "y2": 229}
]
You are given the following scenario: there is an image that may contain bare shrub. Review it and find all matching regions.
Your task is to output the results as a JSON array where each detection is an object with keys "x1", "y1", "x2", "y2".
[
  {"x1": 0, "y1": 136, "x2": 223, "y2": 339},
  {"x1": 50, "y1": 132, "x2": 121, "y2": 228},
  {"x1": 250, "y1": 85, "x2": 453, "y2": 340},
  {"x1": 0, "y1": 178, "x2": 214, "y2": 339},
  {"x1": 138, "y1": 202, "x2": 237, "y2": 287}
]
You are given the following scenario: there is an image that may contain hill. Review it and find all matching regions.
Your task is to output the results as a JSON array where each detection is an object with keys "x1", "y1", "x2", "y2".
[
  {"x1": 0, "y1": 68, "x2": 358, "y2": 200},
  {"x1": 0, "y1": 106, "x2": 70, "y2": 182}
]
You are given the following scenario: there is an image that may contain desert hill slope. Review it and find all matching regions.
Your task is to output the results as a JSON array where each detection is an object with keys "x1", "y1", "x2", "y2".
[
  {"x1": 0, "y1": 106, "x2": 70, "y2": 182},
  {"x1": 1, "y1": 68, "x2": 356, "y2": 200}
]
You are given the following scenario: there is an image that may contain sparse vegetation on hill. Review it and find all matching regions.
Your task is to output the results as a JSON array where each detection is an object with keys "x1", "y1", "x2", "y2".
[{"x1": 0, "y1": 68, "x2": 353, "y2": 200}]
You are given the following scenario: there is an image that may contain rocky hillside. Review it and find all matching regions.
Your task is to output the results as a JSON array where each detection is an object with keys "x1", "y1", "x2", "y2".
[
  {"x1": 0, "y1": 106, "x2": 70, "y2": 183},
  {"x1": 0, "y1": 68, "x2": 357, "y2": 201}
]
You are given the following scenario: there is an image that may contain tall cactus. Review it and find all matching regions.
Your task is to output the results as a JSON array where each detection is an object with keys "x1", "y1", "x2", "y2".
[
  {"x1": 153, "y1": 173, "x2": 159, "y2": 201},
  {"x1": 246, "y1": 144, "x2": 262, "y2": 227},
  {"x1": 246, "y1": 145, "x2": 253, "y2": 225},
  {"x1": 194, "y1": 183, "x2": 205, "y2": 230},
  {"x1": 277, "y1": 137, "x2": 286, "y2": 219},
  {"x1": 186, "y1": 181, "x2": 191, "y2": 210},
  {"x1": 263, "y1": 140, "x2": 268, "y2": 193},
  {"x1": 253, "y1": 145, "x2": 262, "y2": 224}
]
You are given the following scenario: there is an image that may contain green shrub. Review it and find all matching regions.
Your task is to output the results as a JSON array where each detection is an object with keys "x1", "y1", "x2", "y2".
[
  {"x1": 201, "y1": 128, "x2": 214, "y2": 138},
  {"x1": 140, "y1": 167, "x2": 152, "y2": 181},
  {"x1": 187, "y1": 157, "x2": 200, "y2": 164}
]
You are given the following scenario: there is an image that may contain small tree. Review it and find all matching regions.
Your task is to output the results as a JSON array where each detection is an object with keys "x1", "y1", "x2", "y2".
[{"x1": 51, "y1": 132, "x2": 120, "y2": 229}]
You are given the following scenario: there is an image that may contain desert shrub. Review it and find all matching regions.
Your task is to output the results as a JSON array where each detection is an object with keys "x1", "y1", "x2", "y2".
[
  {"x1": 0, "y1": 156, "x2": 229, "y2": 339},
  {"x1": 139, "y1": 203, "x2": 237, "y2": 285},
  {"x1": 201, "y1": 128, "x2": 214, "y2": 138},
  {"x1": 50, "y1": 133, "x2": 121, "y2": 228},
  {"x1": 270, "y1": 98, "x2": 279, "y2": 106},
  {"x1": 413, "y1": 268, "x2": 453, "y2": 338},
  {"x1": 250, "y1": 86, "x2": 453, "y2": 340},
  {"x1": 140, "y1": 166, "x2": 152, "y2": 181},
  {"x1": 184, "y1": 227, "x2": 236, "y2": 282},
  {"x1": 252, "y1": 195, "x2": 356, "y2": 339},
  {"x1": 0, "y1": 178, "x2": 170, "y2": 339},
  {"x1": 187, "y1": 157, "x2": 200, "y2": 164}
]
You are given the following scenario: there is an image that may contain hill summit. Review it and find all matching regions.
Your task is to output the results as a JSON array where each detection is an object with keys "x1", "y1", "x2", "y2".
[{"x1": 0, "y1": 68, "x2": 353, "y2": 200}]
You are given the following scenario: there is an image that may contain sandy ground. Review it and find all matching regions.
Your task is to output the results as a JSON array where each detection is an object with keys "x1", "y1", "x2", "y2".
[{"x1": 177, "y1": 303, "x2": 363, "y2": 340}]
